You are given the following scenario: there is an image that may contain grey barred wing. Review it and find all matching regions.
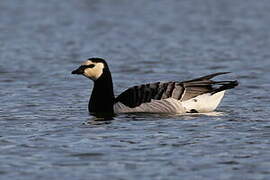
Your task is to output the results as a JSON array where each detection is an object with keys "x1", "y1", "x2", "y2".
[{"x1": 114, "y1": 82, "x2": 185, "y2": 108}]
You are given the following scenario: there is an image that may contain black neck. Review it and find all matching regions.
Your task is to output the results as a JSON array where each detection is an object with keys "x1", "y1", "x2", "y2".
[{"x1": 88, "y1": 68, "x2": 115, "y2": 117}]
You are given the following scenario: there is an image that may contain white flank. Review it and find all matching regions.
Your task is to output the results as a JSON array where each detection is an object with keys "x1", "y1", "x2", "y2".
[
  {"x1": 114, "y1": 91, "x2": 225, "y2": 114},
  {"x1": 181, "y1": 91, "x2": 225, "y2": 113},
  {"x1": 114, "y1": 98, "x2": 186, "y2": 114}
]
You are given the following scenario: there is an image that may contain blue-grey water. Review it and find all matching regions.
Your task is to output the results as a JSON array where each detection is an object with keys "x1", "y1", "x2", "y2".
[{"x1": 1, "y1": 0, "x2": 270, "y2": 179}]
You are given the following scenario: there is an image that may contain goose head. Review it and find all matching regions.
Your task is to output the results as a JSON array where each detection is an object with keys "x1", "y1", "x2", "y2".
[{"x1": 71, "y1": 58, "x2": 109, "y2": 81}]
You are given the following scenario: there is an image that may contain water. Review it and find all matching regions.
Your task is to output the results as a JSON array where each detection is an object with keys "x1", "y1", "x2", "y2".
[{"x1": 1, "y1": 0, "x2": 270, "y2": 179}]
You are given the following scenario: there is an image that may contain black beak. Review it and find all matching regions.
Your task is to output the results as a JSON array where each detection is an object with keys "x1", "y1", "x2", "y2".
[{"x1": 71, "y1": 66, "x2": 84, "y2": 75}]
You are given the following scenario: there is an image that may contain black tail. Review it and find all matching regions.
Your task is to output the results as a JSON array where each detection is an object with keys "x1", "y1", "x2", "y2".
[{"x1": 211, "y1": 80, "x2": 238, "y2": 94}]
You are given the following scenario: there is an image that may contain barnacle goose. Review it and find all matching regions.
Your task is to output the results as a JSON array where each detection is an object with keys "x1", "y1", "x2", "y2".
[{"x1": 72, "y1": 58, "x2": 238, "y2": 117}]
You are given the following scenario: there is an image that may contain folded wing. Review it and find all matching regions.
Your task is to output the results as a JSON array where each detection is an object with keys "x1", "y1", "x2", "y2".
[{"x1": 114, "y1": 72, "x2": 238, "y2": 108}]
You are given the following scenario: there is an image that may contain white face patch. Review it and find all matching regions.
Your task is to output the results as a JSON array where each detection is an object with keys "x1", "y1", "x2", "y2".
[{"x1": 82, "y1": 60, "x2": 104, "y2": 80}]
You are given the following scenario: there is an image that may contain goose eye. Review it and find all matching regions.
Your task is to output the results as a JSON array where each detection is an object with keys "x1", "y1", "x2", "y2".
[{"x1": 88, "y1": 64, "x2": 95, "y2": 68}]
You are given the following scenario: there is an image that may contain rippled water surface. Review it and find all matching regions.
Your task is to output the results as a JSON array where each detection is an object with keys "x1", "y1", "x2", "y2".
[{"x1": 1, "y1": 0, "x2": 270, "y2": 179}]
